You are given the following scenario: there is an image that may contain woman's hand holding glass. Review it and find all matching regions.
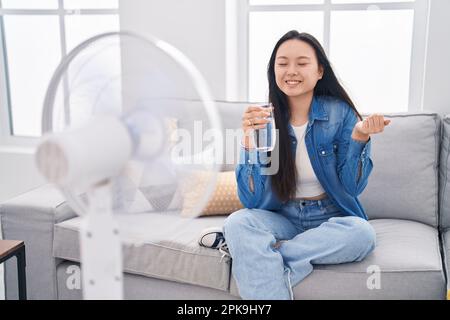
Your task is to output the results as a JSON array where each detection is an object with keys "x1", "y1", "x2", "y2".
[{"x1": 241, "y1": 104, "x2": 274, "y2": 151}]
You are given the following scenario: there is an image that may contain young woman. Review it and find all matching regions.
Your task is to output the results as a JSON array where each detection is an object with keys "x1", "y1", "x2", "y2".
[{"x1": 223, "y1": 30, "x2": 390, "y2": 300}]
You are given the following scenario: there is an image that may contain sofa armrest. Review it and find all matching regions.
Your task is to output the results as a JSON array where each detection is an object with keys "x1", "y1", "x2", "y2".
[{"x1": 0, "y1": 184, "x2": 76, "y2": 299}]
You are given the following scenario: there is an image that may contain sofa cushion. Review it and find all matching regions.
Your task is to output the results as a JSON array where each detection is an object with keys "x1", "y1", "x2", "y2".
[
  {"x1": 228, "y1": 219, "x2": 446, "y2": 299},
  {"x1": 359, "y1": 113, "x2": 441, "y2": 227},
  {"x1": 440, "y1": 115, "x2": 450, "y2": 230},
  {"x1": 181, "y1": 171, "x2": 243, "y2": 217},
  {"x1": 53, "y1": 213, "x2": 231, "y2": 292}
]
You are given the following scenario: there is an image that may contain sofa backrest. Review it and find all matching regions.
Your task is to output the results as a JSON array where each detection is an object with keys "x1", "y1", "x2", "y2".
[
  {"x1": 215, "y1": 101, "x2": 254, "y2": 171},
  {"x1": 359, "y1": 113, "x2": 441, "y2": 227},
  {"x1": 215, "y1": 101, "x2": 442, "y2": 227},
  {"x1": 440, "y1": 115, "x2": 450, "y2": 230},
  {"x1": 172, "y1": 99, "x2": 250, "y2": 172},
  {"x1": 177, "y1": 100, "x2": 442, "y2": 226}
]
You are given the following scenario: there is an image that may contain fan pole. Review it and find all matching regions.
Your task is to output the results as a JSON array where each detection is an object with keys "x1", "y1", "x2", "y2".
[{"x1": 80, "y1": 181, "x2": 124, "y2": 299}]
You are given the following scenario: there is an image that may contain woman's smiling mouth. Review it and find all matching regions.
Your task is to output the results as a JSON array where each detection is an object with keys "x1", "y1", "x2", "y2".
[{"x1": 285, "y1": 80, "x2": 302, "y2": 86}]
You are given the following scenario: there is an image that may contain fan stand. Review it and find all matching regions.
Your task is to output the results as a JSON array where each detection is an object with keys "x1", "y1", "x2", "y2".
[{"x1": 80, "y1": 180, "x2": 123, "y2": 299}]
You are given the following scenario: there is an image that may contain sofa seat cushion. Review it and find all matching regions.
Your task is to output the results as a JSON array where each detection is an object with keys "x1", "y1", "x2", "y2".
[
  {"x1": 228, "y1": 219, "x2": 446, "y2": 299},
  {"x1": 53, "y1": 213, "x2": 230, "y2": 292}
]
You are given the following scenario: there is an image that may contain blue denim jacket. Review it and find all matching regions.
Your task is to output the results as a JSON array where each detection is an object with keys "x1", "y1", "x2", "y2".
[{"x1": 236, "y1": 95, "x2": 373, "y2": 220}]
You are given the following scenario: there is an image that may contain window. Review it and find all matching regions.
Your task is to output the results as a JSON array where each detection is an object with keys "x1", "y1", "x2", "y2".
[
  {"x1": 0, "y1": 0, "x2": 119, "y2": 139},
  {"x1": 230, "y1": 0, "x2": 429, "y2": 113}
]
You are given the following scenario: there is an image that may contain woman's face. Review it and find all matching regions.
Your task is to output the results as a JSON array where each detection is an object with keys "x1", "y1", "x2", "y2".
[{"x1": 274, "y1": 39, "x2": 323, "y2": 98}]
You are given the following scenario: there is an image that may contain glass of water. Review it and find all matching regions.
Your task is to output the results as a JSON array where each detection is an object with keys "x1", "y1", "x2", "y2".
[{"x1": 253, "y1": 103, "x2": 276, "y2": 152}]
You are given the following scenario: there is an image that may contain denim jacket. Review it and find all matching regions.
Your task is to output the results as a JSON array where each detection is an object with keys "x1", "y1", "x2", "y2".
[{"x1": 235, "y1": 95, "x2": 373, "y2": 220}]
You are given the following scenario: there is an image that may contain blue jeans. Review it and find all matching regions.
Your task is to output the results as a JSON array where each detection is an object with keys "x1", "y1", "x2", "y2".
[{"x1": 223, "y1": 195, "x2": 376, "y2": 300}]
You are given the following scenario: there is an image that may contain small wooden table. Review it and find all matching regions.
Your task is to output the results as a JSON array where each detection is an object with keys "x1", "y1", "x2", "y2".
[{"x1": 0, "y1": 240, "x2": 27, "y2": 300}]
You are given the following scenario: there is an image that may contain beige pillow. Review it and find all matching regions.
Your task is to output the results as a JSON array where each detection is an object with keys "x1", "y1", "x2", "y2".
[{"x1": 181, "y1": 171, "x2": 243, "y2": 217}]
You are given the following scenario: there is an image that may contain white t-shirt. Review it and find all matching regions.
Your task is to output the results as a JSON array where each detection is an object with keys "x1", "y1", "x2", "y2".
[{"x1": 292, "y1": 122, "x2": 326, "y2": 198}]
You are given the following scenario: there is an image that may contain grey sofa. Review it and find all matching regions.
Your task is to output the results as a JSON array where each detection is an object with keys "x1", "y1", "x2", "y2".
[{"x1": 1, "y1": 101, "x2": 449, "y2": 300}]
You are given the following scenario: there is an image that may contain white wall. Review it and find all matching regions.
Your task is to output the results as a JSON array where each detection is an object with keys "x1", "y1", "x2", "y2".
[
  {"x1": 119, "y1": 0, "x2": 227, "y2": 101},
  {"x1": 422, "y1": 0, "x2": 450, "y2": 116},
  {"x1": 0, "y1": 148, "x2": 44, "y2": 202}
]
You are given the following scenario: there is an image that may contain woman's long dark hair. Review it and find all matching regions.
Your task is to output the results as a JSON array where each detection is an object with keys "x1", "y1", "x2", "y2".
[{"x1": 268, "y1": 30, "x2": 363, "y2": 202}]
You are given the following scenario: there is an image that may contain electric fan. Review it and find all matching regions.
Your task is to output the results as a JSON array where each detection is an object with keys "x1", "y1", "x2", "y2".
[{"x1": 35, "y1": 31, "x2": 224, "y2": 299}]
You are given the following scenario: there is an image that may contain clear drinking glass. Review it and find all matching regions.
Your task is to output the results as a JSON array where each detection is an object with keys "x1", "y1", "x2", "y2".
[{"x1": 253, "y1": 103, "x2": 276, "y2": 152}]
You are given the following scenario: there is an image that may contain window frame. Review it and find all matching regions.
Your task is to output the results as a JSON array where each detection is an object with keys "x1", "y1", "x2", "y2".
[
  {"x1": 226, "y1": 0, "x2": 430, "y2": 112},
  {"x1": 0, "y1": 0, "x2": 119, "y2": 148}
]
